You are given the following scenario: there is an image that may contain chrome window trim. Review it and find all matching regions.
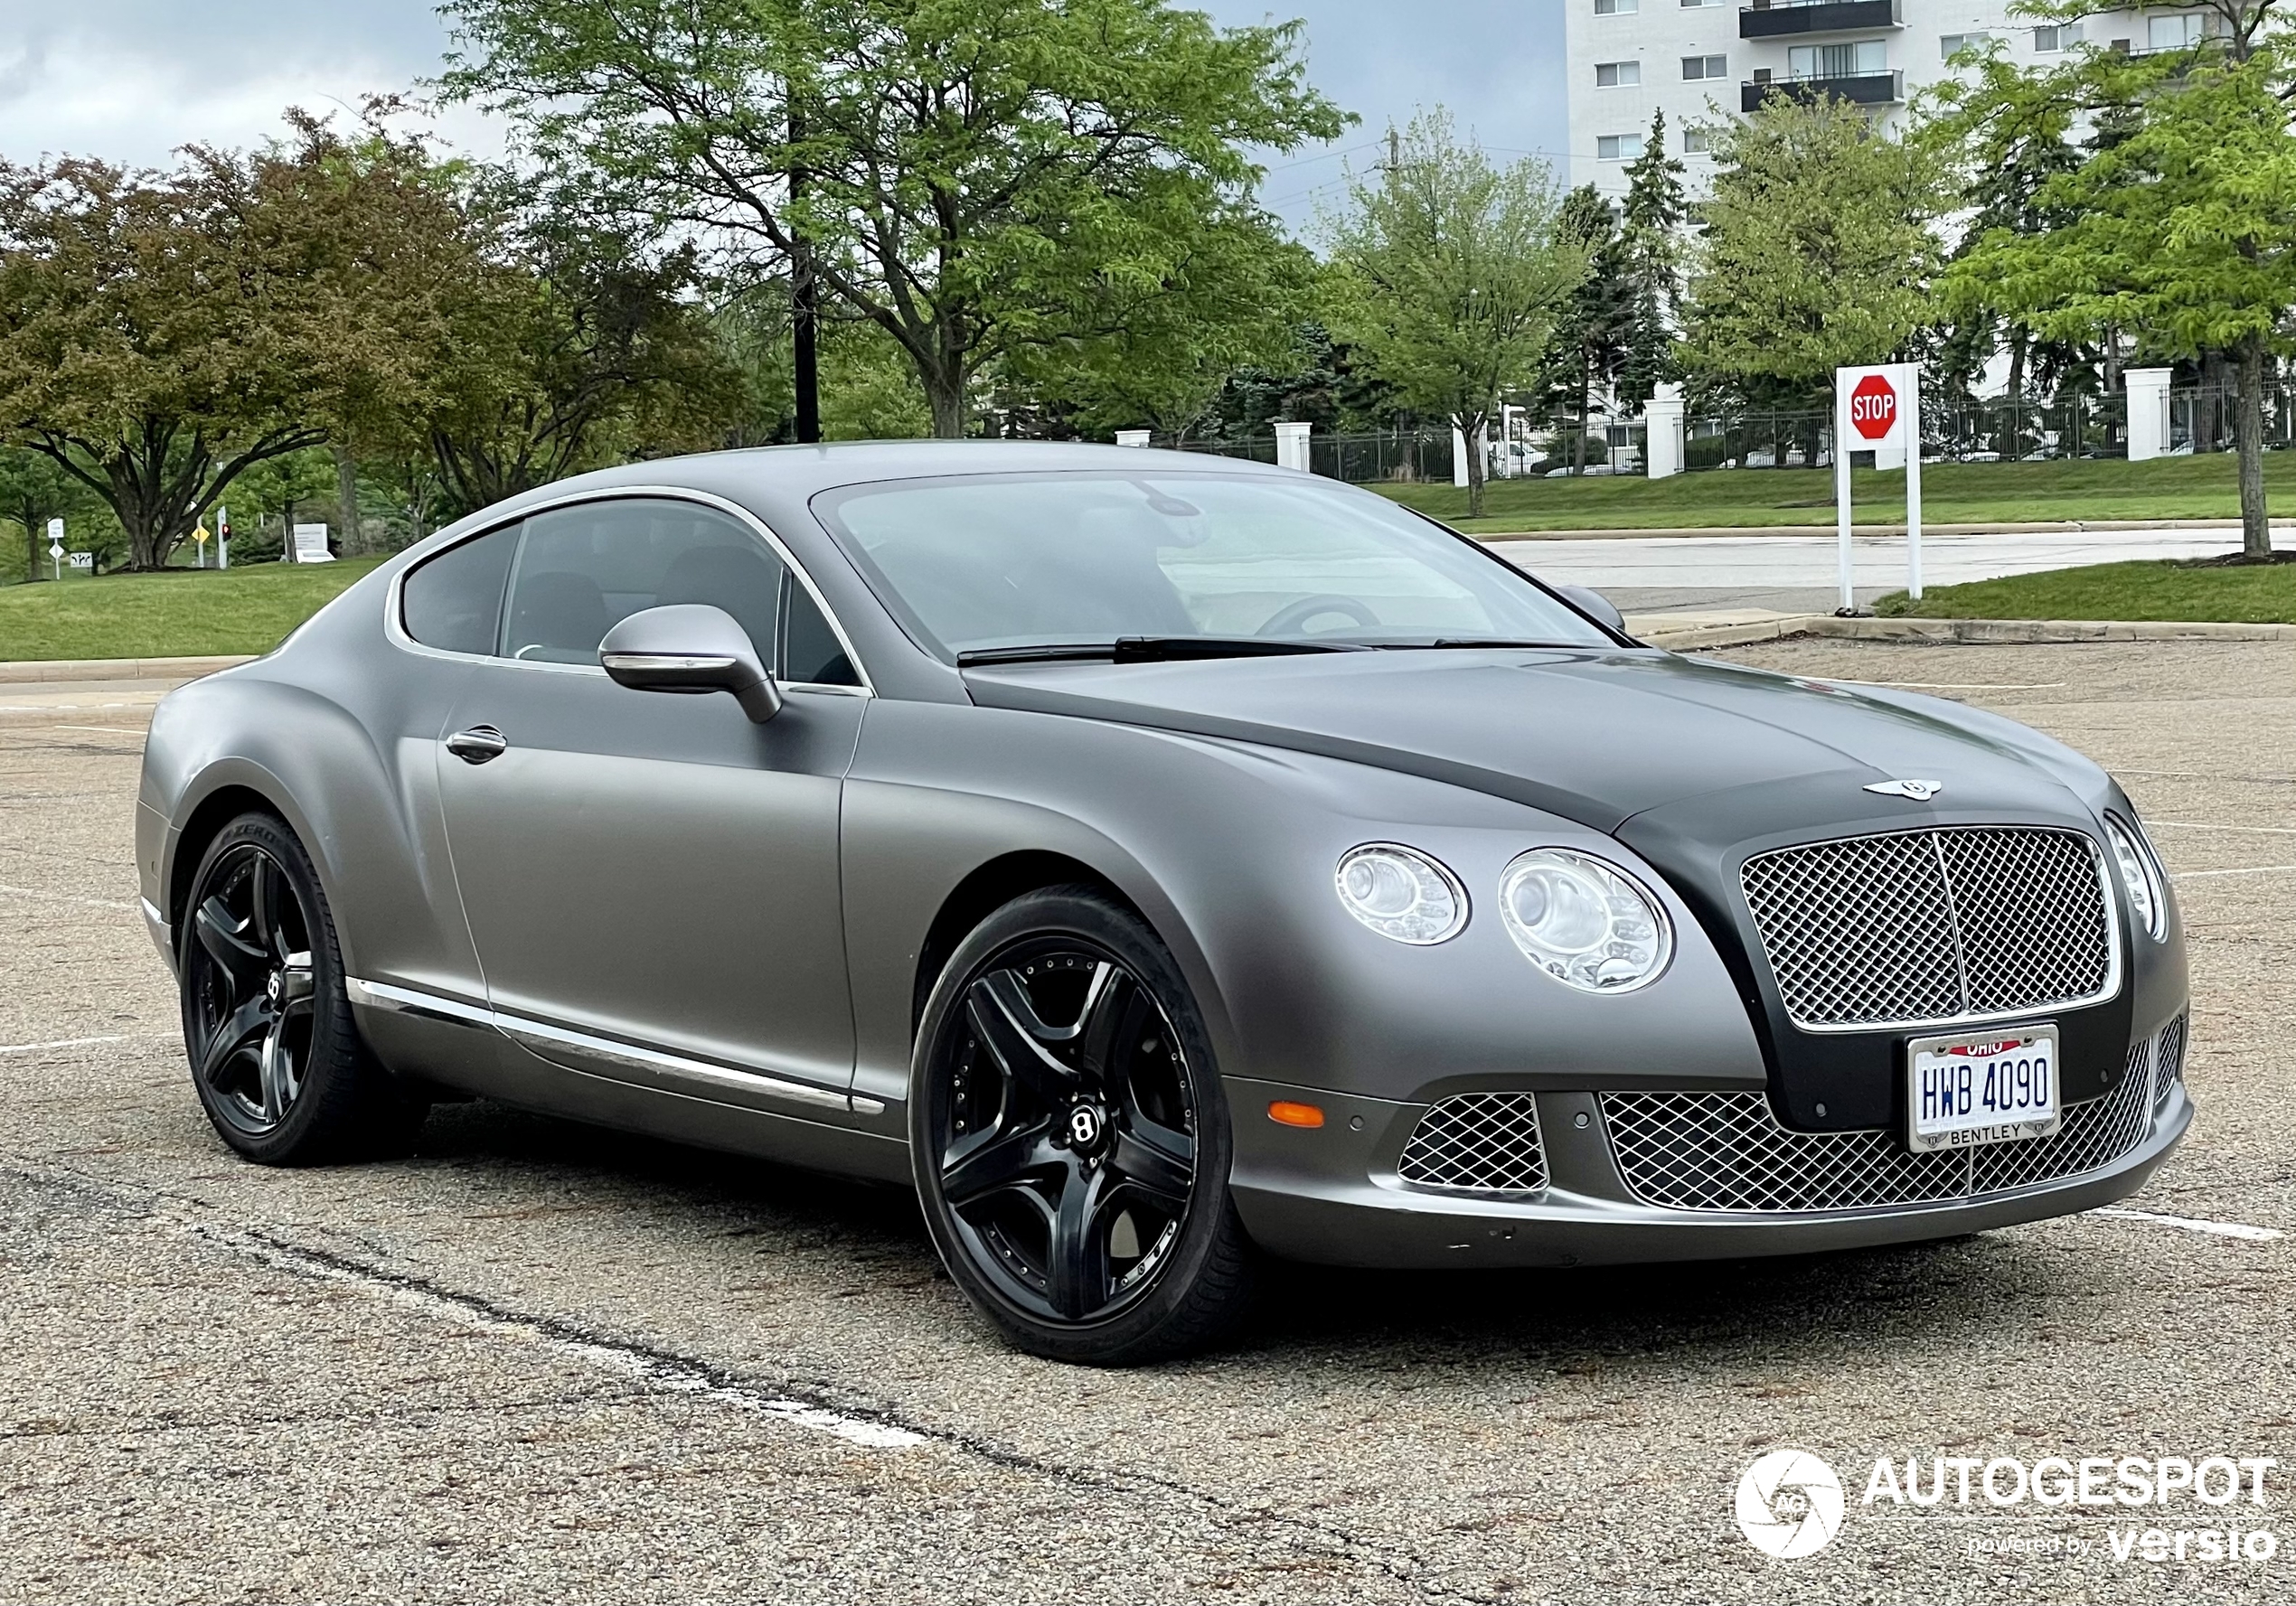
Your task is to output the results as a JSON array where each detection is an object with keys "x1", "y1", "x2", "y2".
[
  {"x1": 1739, "y1": 824, "x2": 2124, "y2": 1036},
  {"x1": 346, "y1": 976, "x2": 881, "y2": 1116},
  {"x1": 382, "y1": 484, "x2": 877, "y2": 697}
]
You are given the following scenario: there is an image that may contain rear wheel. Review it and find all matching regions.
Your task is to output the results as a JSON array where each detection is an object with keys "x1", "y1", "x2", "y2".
[
  {"x1": 178, "y1": 812, "x2": 425, "y2": 1164},
  {"x1": 911, "y1": 887, "x2": 1255, "y2": 1365}
]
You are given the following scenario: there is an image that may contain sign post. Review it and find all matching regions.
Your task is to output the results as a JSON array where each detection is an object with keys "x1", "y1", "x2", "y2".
[
  {"x1": 1832, "y1": 363, "x2": 1924, "y2": 613},
  {"x1": 217, "y1": 504, "x2": 230, "y2": 569},
  {"x1": 46, "y1": 518, "x2": 63, "y2": 582},
  {"x1": 193, "y1": 524, "x2": 211, "y2": 568}
]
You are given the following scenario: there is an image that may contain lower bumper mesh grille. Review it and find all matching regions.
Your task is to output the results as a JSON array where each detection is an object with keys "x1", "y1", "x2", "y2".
[
  {"x1": 2152, "y1": 1011, "x2": 2188, "y2": 1115},
  {"x1": 1600, "y1": 1022, "x2": 2178, "y2": 1214},
  {"x1": 1397, "y1": 1092, "x2": 1548, "y2": 1194}
]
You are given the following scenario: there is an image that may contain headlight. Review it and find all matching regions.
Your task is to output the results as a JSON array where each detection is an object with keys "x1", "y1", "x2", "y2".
[
  {"x1": 1334, "y1": 844, "x2": 1467, "y2": 944},
  {"x1": 2104, "y1": 814, "x2": 2167, "y2": 941},
  {"x1": 1498, "y1": 849, "x2": 1673, "y2": 992}
]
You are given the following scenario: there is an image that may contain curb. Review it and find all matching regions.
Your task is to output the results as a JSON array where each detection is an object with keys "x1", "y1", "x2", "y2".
[
  {"x1": 0, "y1": 654, "x2": 257, "y2": 684},
  {"x1": 1635, "y1": 615, "x2": 2296, "y2": 650}
]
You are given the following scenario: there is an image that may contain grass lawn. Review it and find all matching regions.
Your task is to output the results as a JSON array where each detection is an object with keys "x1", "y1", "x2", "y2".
[
  {"x1": 1371, "y1": 453, "x2": 2296, "y2": 533},
  {"x1": 1875, "y1": 558, "x2": 2296, "y2": 622},
  {"x1": 0, "y1": 559, "x2": 385, "y2": 662}
]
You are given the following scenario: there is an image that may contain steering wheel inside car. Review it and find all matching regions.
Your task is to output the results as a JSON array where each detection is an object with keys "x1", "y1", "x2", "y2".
[{"x1": 1257, "y1": 595, "x2": 1381, "y2": 637}]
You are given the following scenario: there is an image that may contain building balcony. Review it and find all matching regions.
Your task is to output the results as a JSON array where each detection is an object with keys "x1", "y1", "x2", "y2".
[
  {"x1": 1739, "y1": 0, "x2": 1900, "y2": 38},
  {"x1": 1741, "y1": 70, "x2": 1904, "y2": 109}
]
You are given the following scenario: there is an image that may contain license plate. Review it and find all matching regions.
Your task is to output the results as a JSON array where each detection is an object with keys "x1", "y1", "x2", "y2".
[{"x1": 1905, "y1": 1027, "x2": 2061, "y2": 1151}]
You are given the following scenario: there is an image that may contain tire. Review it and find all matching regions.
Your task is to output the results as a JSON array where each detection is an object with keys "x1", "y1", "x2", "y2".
[
  {"x1": 178, "y1": 812, "x2": 427, "y2": 1164},
  {"x1": 909, "y1": 885, "x2": 1256, "y2": 1365}
]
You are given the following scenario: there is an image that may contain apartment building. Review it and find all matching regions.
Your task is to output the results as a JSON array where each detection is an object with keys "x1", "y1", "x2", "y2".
[{"x1": 1564, "y1": 0, "x2": 2210, "y2": 197}]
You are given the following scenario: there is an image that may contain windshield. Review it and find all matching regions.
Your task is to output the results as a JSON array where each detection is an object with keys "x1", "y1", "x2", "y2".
[{"x1": 813, "y1": 472, "x2": 1612, "y2": 661}]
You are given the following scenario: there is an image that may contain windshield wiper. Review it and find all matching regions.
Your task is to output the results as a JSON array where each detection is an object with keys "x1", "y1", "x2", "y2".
[
  {"x1": 1379, "y1": 638, "x2": 1600, "y2": 650},
  {"x1": 956, "y1": 637, "x2": 1368, "y2": 668}
]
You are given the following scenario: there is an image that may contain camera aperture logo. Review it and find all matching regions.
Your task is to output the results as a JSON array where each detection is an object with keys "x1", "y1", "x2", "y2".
[{"x1": 1736, "y1": 1449, "x2": 1846, "y2": 1558}]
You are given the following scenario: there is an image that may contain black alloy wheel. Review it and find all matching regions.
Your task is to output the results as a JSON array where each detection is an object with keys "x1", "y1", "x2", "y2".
[
  {"x1": 179, "y1": 812, "x2": 425, "y2": 1163},
  {"x1": 912, "y1": 887, "x2": 1255, "y2": 1365}
]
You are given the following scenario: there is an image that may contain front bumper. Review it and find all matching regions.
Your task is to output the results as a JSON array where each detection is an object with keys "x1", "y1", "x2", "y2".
[{"x1": 1228, "y1": 1016, "x2": 2193, "y2": 1270}]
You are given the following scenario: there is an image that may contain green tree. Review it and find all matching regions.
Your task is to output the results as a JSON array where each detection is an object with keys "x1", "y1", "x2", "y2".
[
  {"x1": 1616, "y1": 110, "x2": 1688, "y2": 409},
  {"x1": 420, "y1": 212, "x2": 740, "y2": 515},
  {"x1": 1681, "y1": 95, "x2": 1941, "y2": 422},
  {"x1": 1552, "y1": 184, "x2": 1634, "y2": 474},
  {"x1": 1940, "y1": 11, "x2": 2296, "y2": 557},
  {"x1": 0, "y1": 115, "x2": 459, "y2": 569},
  {"x1": 440, "y1": 0, "x2": 1346, "y2": 437},
  {"x1": 1322, "y1": 111, "x2": 1588, "y2": 516},
  {"x1": 0, "y1": 446, "x2": 91, "y2": 582}
]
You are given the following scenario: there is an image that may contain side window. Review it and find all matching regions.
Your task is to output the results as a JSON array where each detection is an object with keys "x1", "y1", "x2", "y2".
[
  {"x1": 501, "y1": 498, "x2": 786, "y2": 666},
  {"x1": 401, "y1": 524, "x2": 519, "y2": 655},
  {"x1": 782, "y1": 580, "x2": 861, "y2": 686}
]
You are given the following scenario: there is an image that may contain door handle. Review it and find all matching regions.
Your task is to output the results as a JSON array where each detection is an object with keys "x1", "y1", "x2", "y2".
[{"x1": 446, "y1": 725, "x2": 509, "y2": 765}]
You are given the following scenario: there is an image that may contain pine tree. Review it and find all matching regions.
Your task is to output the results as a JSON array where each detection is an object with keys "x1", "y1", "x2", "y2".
[
  {"x1": 1552, "y1": 185, "x2": 1635, "y2": 472},
  {"x1": 1616, "y1": 110, "x2": 1688, "y2": 410}
]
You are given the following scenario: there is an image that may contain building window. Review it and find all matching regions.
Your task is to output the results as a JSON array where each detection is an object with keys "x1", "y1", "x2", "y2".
[
  {"x1": 2032, "y1": 22, "x2": 2082, "y2": 51},
  {"x1": 1681, "y1": 53, "x2": 1728, "y2": 79},
  {"x1": 1684, "y1": 127, "x2": 1711, "y2": 154},
  {"x1": 1789, "y1": 39, "x2": 1887, "y2": 79},
  {"x1": 2147, "y1": 13, "x2": 2205, "y2": 48},
  {"x1": 1940, "y1": 31, "x2": 1997, "y2": 59},
  {"x1": 1597, "y1": 134, "x2": 1646, "y2": 161},
  {"x1": 1594, "y1": 0, "x2": 1639, "y2": 14},
  {"x1": 1596, "y1": 60, "x2": 1642, "y2": 86}
]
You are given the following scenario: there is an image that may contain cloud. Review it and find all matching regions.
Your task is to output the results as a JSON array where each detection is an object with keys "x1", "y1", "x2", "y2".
[{"x1": 0, "y1": 0, "x2": 1568, "y2": 222}]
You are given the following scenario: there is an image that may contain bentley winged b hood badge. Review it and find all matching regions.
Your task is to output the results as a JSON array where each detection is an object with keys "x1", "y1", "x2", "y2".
[{"x1": 1864, "y1": 778, "x2": 1945, "y2": 801}]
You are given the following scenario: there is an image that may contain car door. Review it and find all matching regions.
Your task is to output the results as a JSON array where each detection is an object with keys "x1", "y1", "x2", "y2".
[{"x1": 434, "y1": 493, "x2": 869, "y2": 1113}]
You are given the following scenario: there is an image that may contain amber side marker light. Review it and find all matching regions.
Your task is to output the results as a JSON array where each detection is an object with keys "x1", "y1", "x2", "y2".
[{"x1": 1267, "y1": 1101, "x2": 1325, "y2": 1129}]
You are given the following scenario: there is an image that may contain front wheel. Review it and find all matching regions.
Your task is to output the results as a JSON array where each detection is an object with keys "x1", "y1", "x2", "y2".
[
  {"x1": 910, "y1": 887, "x2": 1256, "y2": 1365},
  {"x1": 178, "y1": 812, "x2": 426, "y2": 1164}
]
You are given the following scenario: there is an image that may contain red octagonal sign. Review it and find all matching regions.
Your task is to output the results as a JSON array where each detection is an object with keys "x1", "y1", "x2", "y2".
[{"x1": 1849, "y1": 372, "x2": 1898, "y2": 441}]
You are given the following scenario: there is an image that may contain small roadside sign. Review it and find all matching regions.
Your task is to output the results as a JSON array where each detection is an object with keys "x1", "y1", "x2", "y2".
[
  {"x1": 67, "y1": 551, "x2": 93, "y2": 571},
  {"x1": 193, "y1": 524, "x2": 211, "y2": 568},
  {"x1": 47, "y1": 518, "x2": 63, "y2": 581},
  {"x1": 1833, "y1": 362, "x2": 1924, "y2": 611}
]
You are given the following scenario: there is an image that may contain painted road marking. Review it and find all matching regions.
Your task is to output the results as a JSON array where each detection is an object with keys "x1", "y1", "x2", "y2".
[
  {"x1": 2151, "y1": 820, "x2": 2296, "y2": 834},
  {"x1": 0, "y1": 1034, "x2": 134, "y2": 1057},
  {"x1": 2094, "y1": 1207, "x2": 2284, "y2": 1243},
  {"x1": 0, "y1": 884, "x2": 139, "y2": 911},
  {"x1": 2173, "y1": 864, "x2": 2296, "y2": 880}
]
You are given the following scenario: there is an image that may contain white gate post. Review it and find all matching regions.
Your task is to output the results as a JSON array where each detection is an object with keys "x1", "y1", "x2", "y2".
[
  {"x1": 1274, "y1": 420, "x2": 1313, "y2": 472},
  {"x1": 1643, "y1": 382, "x2": 1686, "y2": 480},
  {"x1": 2124, "y1": 368, "x2": 2172, "y2": 462}
]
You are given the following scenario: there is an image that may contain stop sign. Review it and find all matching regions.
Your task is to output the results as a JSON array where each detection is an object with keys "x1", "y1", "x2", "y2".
[{"x1": 1849, "y1": 373, "x2": 1898, "y2": 441}]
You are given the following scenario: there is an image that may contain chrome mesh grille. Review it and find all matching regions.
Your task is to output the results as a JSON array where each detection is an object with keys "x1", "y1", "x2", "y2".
[
  {"x1": 1742, "y1": 827, "x2": 2115, "y2": 1029},
  {"x1": 1601, "y1": 1026, "x2": 2170, "y2": 1214},
  {"x1": 1397, "y1": 1093, "x2": 1548, "y2": 1194},
  {"x1": 2152, "y1": 1012, "x2": 2189, "y2": 1115}
]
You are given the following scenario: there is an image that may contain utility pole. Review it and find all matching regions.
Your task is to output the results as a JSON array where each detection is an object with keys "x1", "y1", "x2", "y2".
[{"x1": 790, "y1": 108, "x2": 821, "y2": 445}]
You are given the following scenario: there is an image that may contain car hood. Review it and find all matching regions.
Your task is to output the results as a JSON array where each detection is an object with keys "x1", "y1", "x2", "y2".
[{"x1": 961, "y1": 647, "x2": 2103, "y2": 835}]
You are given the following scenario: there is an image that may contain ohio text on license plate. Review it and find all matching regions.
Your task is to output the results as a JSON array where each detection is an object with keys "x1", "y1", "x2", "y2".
[{"x1": 1905, "y1": 1028, "x2": 2061, "y2": 1151}]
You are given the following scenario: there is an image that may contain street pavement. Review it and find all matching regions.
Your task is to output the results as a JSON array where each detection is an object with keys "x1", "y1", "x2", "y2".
[
  {"x1": 1, "y1": 640, "x2": 2292, "y2": 1603},
  {"x1": 1494, "y1": 527, "x2": 2282, "y2": 615}
]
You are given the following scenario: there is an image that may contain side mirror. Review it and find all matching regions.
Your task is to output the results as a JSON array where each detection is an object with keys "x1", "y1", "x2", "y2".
[
  {"x1": 598, "y1": 604, "x2": 783, "y2": 723},
  {"x1": 1556, "y1": 583, "x2": 1627, "y2": 634}
]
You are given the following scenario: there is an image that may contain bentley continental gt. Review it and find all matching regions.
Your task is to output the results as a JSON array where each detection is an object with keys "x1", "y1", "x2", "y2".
[{"x1": 137, "y1": 442, "x2": 2191, "y2": 1363}]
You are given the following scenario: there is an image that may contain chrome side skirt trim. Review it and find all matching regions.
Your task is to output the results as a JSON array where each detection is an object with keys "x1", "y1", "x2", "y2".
[{"x1": 347, "y1": 977, "x2": 877, "y2": 1117}]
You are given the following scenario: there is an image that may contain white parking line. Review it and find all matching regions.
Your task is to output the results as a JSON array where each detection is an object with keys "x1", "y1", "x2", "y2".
[
  {"x1": 2093, "y1": 1207, "x2": 2284, "y2": 1243},
  {"x1": 52, "y1": 725, "x2": 147, "y2": 737},
  {"x1": 2172, "y1": 864, "x2": 2296, "y2": 880},
  {"x1": 0, "y1": 884, "x2": 139, "y2": 911},
  {"x1": 2151, "y1": 820, "x2": 2296, "y2": 834},
  {"x1": 0, "y1": 1033, "x2": 133, "y2": 1057}
]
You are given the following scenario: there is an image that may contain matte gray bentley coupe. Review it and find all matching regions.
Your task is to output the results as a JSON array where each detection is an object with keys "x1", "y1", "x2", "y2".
[{"x1": 138, "y1": 442, "x2": 2191, "y2": 1363}]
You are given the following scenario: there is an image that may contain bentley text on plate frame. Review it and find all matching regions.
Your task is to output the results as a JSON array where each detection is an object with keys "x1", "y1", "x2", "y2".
[{"x1": 136, "y1": 441, "x2": 2191, "y2": 1364}]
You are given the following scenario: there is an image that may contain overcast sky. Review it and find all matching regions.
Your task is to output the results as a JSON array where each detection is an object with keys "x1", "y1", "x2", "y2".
[{"x1": 0, "y1": 0, "x2": 1569, "y2": 230}]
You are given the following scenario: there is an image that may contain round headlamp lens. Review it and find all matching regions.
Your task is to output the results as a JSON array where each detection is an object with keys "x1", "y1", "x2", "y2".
[
  {"x1": 1333, "y1": 844, "x2": 1467, "y2": 944},
  {"x1": 1499, "y1": 849, "x2": 1672, "y2": 991}
]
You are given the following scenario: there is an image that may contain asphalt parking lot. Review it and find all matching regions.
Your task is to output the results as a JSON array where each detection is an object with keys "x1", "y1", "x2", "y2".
[{"x1": 2, "y1": 638, "x2": 2291, "y2": 1605}]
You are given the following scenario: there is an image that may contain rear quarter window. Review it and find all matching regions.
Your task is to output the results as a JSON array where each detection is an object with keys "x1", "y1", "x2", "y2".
[{"x1": 400, "y1": 525, "x2": 518, "y2": 655}]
